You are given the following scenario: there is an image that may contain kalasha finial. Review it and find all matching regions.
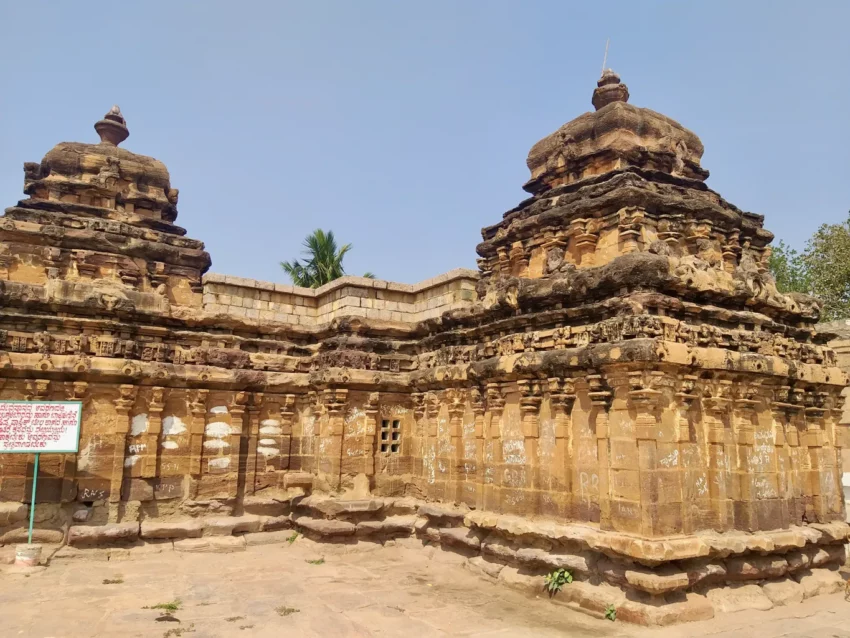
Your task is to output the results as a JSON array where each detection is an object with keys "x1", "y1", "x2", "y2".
[
  {"x1": 94, "y1": 105, "x2": 129, "y2": 146},
  {"x1": 592, "y1": 69, "x2": 629, "y2": 111}
]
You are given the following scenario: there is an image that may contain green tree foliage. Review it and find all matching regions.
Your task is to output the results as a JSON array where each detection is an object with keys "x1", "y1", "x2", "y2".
[
  {"x1": 768, "y1": 240, "x2": 809, "y2": 295},
  {"x1": 769, "y1": 213, "x2": 850, "y2": 321},
  {"x1": 281, "y1": 229, "x2": 374, "y2": 288}
]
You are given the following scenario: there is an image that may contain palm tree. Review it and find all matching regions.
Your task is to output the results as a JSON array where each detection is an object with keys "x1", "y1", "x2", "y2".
[{"x1": 281, "y1": 229, "x2": 375, "y2": 288}]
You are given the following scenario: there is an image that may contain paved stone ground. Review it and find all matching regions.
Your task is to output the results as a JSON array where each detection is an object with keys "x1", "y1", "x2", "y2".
[{"x1": 0, "y1": 539, "x2": 847, "y2": 637}]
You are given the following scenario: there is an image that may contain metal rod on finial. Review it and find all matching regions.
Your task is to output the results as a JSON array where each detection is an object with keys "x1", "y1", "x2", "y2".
[{"x1": 601, "y1": 38, "x2": 610, "y2": 75}]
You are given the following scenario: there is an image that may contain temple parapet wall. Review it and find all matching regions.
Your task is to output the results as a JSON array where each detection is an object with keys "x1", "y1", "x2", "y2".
[{"x1": 201, "y1": 269, "x2": 479, "y2": 326}]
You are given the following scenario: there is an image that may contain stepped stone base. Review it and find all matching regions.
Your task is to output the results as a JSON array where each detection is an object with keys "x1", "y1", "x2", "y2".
[{"x1": 21, "y1": 494, "x2": 849, "y2": 626}]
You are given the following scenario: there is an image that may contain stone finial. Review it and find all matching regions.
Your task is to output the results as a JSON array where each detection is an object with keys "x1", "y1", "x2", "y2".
[
  {"x1": 94, "y1": 105, "x2": 129, "y2": 146},
  {"x1": 592, "y1": 69, "x2": 629, "y2": 111}
]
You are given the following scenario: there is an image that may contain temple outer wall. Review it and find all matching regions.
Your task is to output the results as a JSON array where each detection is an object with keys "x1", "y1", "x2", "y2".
[
  {"x1": 202, "y1": 269, "x2": 480, "y2": 325},
  {"x1": 824, "y1": 319, "x2": 850, "y2": 520}
]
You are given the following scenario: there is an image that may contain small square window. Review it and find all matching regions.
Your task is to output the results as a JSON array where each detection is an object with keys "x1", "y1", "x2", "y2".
[{"x1": 379, "y1": 418, "x2": 401, "y2": 454}]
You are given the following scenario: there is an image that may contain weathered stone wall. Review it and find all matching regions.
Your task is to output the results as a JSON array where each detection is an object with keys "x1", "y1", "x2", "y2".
[
  {"x1": 201, "y1": 269, "x2": 478, "y2": 325},
  {"x1": 823, "y1": 319, "x2": 850, "y2": 520}
]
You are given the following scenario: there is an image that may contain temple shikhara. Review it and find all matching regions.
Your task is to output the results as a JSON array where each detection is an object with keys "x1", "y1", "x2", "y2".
[{"x1": 0, "y1": 73, "x2": 847, "y2": 624}]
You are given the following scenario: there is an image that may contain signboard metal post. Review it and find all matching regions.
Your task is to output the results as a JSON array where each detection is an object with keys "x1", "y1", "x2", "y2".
[{"x1": 28, "y1": 453, "x2": 39, "y2": 544}]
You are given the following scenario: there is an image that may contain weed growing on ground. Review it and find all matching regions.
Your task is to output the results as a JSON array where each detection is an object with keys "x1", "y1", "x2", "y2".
[
  {"x1": 543, "y1": 569, "x2": 572, "y2": 595},
  {"x1": 102, "y1": 578, "x2": 124, "y2": 585},
  {"x1": 239, "y1": 625, "x2": 254, "y2": 630},
  {"x1": 604, "y1": 604, "x2": 617, "y2": 621},
  {"x1": 276, "y1": 606, "x2": 300, "y2": 617},
  {"x1": 286, "y1": 532, "x2": 299, "y2": 544},
  {"x1": 306, "y1": 558, "x2": 325, "y2": 565},
  {"x1": 225, "y1": 616, "x2": 245, "y2": 622},
  {"x1": 163, "y1": 624, "x2": 195, "y2": 638},
  {"x1": 144, "y1": 600, "x2": 182, "y2": 613}
]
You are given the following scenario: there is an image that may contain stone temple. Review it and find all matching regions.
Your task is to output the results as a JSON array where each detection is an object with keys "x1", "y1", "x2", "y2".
[{"x1": 0, "y1": 73, "x2": 847, "y2": 624}]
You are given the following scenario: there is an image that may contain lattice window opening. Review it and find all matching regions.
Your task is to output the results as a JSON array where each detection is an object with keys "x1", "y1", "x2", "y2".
[{"x1": 380, "y1": 419, "x2": 401, "y2": 453}]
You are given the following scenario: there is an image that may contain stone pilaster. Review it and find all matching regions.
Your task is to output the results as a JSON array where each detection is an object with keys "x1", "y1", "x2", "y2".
[
  {"x1": 546, "y1": 377, "x2": 576, "y2": 516},
  {"x1": 244, "y1": 392, "x2": 262, "y2": 494},
  {"x1": 517, "y1": 379, "x2": 542, "y2": 493},
  {"x1": 587, "y1": 373, "x2": 611, "y2": 525},
  {"x1": 802, "y1": 389, "x2": 831, "y2": 521},
  {"x1": 317, "y1": 388, "x2": 348, "y2": 489},
  {"x1": 63, "y1": 381, "x2": 87, "y2": 503},
  {"x1": 364, "y1": 391, "x2": 380, "y2": 476},
  {"x1": 702, "y1": 380, "x2": 733, "y2": 530},
  {"x1": 676, "y1": 375, "x2": 705, "y2": 534},
  {"x1": 469, "y1": 387, "x2": 486, "y2": 509},
  {"x1": 444, "y1": 388, "x2": 465, "y2": 502},
  {"x1": 484, "y1": 381, "x2": 505, "y2": 512},
  {"x1": 188, "y1": 389, "x2": 209, "y2": 478},
  {"x1": 731, "y1": 383, "x2": 760, "y2": 530},
  {"x1": 111, "y1": 384, "x2": 138, "y2": 503},
  {"x1": 143, "y1": 387, "x2": 165, "y2": 479},
  {"x1": 227, "y1": 392, "x2": 248, "y2": 497}
]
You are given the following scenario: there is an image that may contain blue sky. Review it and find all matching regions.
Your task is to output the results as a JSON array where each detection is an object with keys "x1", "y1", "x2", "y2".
[{"x1": 1, "y1": 1, "x2": 848, "y2": 284}]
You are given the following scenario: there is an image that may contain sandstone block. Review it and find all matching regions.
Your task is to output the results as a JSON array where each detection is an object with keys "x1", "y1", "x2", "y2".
[
  {"x1": 243, "y1": 495, "x2": 291, "y2": 517},
  {"x1": 283, "y1": 472, "x2": 314, "y2": 489},
  {"x1": 417, "y1": 503, "x2": 468, "y2": 524},
  {"x1": 244, "y1": 530, "x2": 300, "y2": 546},
  {"x1": 356, "y1": 516, "x2": 416, "y2": 536},
  {"x1": 680, "y1": 558, "x2": 727, "y2": 587},
  {"x1": 174, "y1": 536, "x2": 246, "y2": 553},
  {"x1": 762, "y1": 578, "x2": 805, "y2": 606},
  {"x1": 624, "y1": 568, "x2": 690, "y2": 595},
  {"x1": 794, "y1": 567, "x2": 845, "y2": 598},
  {"x1": 618, "y1": 593, "x2": 714, "y2": 626},
  {"x1": 384, "y1": 498, "x2": 417, "y2": 515},
  {"x1": 705, "y1": 583, "x2": 774, "y2": 613},
  {"x1": 260, "y1": 515, "x2": 292, "y2": 531},
  {"x1": 558, "y1": 581, "x2": 626, "y2": 615},
  {"x1": 202, "y1": 515, "x2": 261, "y2": 536},
  {"x1": 785, "y1": 550, "x2": 811, "y2": 572},
  {"x1": 140, "y1": 520, "x2": 203, "y2": 539},
  {"x1": 308, "y1": 498, "x2": 383, "y2": 518},
  {"x1": 465, "y1": 555, "x2": 504, "y2": 579},
  {"x1": 0, "y1": 502, "x2": 27, "y2": 526},
  {"x1": 68, "y1": 522, "x2": 139, "y2": 546},
  {"x1": 295, "y1": 517, "x2": 356, "y2": 537},
  {"x1": 514, "y1": 547, "x2": 593, "y2": 575},
  {"x1": 809, "y1": 544, "x2": 847, "y2": 567},
  {"x1": 481, "y1": 535, "x2": 517, "y2": 562},
  {"x1": 439, "y1": 527, "x2": 481, "y2": 549},
  {"x1": 0, "y1": 527, "x2": 65, "y2": 545},
  {"x1": 726, "y1": 555, "x2": 787, "y2": 580}
]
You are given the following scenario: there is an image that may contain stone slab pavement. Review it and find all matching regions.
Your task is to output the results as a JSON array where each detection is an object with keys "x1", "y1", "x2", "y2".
[{"x1": 0, "y1": 538, "x2": 847, "y2": 638}]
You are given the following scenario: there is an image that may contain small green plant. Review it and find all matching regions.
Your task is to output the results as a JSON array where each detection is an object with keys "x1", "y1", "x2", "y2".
[
  {"x1": 286, "y1": 532, "x2": 299, "y2": 544},
  {"x1": 306, "y1": 558, "x2": 325, "y2": 565},
  {"x1": 144, "y1": 599, "x2": 182, "y2": 613},
  {"x1": 276, "y1": 606, "x2": 300, "y2": 617},
  {"x1": 163, "y1": 624, "x2": 195, "y2": 638},
  {"x1": 604, "y1": 604, "x2": 617, "y2": 622},
  {"x1": 102, "y1": 578, "x2": 124, "y2": 585},
  {"x1": 225, "y1": 616, "x2": 245, "y2": 622},
  {"x1": 544, "y1": 568, "x2": 573, "y2": 594},
  {"x1": 239, "y1": 626, "x2": 254, "y2": 631}
]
